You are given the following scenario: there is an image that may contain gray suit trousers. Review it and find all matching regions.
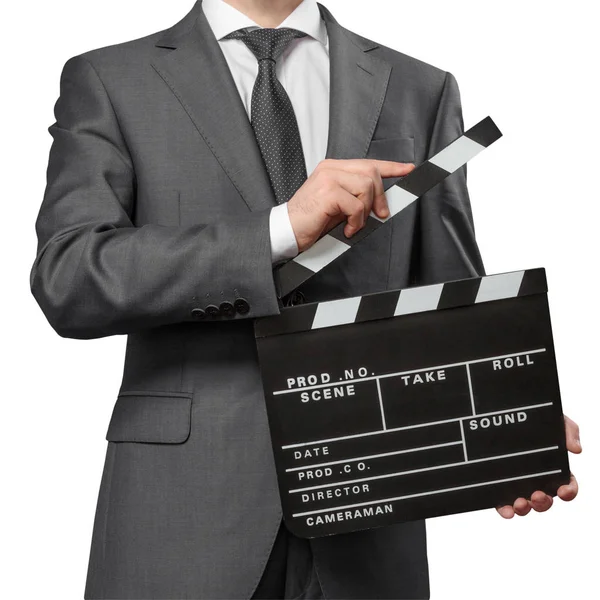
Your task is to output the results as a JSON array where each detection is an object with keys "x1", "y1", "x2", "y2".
[{"x1": 251, "y1": 520, "x2": 324, "y2": 600}]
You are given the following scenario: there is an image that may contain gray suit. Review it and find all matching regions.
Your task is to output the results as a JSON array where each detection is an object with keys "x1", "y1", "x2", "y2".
[{"x1": 30, "y1": 1, "x2": 485, "y2": 598}]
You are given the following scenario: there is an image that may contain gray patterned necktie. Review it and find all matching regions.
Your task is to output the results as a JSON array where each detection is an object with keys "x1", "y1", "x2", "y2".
[{"x1": 224, "y1": 27, "x2": 308, "y2": 204}]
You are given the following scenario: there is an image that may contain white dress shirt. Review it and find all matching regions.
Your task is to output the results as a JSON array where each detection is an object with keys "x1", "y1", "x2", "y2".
[{"x1": 202, "y1": 0, "x2": 330, "y2": 264}]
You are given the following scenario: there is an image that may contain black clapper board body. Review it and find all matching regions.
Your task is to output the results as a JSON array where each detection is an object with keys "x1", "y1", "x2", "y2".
[{"x1": 254, "y1": 268, "x2": 570, "y2": 538}]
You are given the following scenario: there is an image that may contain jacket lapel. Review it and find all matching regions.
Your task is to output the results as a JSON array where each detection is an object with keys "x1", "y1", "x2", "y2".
[
  {"x1": 150, "y1": 1, "x2": 392, "y2": 212},
  {"x1": 318, "y1": 3, "x2": 392, "y2": 160},
  {"x1": 151, "y1": 0, "x2": 277, "y2": 211}
]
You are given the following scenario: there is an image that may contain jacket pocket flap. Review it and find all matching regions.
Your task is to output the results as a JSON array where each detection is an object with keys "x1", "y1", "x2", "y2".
[
  {"x1": 106, "y1": 391, "x2": 193, "y2": 443},
  {"x1": 367, "y1": 135, "x2": 415, "y2": 162}
]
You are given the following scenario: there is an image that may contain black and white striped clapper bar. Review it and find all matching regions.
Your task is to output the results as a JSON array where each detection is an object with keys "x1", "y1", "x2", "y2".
[
  {"x1": 275, "y1": 116, "x2": 504, "y2": 299},
  {"x1": 254, "y1": 118, "x2": 570, "y2": 539}
]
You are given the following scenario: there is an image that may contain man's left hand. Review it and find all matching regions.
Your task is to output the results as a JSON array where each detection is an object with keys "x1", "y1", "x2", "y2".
[{"x1": 496, "y1": 414, "x2": 581, "y2": 518}]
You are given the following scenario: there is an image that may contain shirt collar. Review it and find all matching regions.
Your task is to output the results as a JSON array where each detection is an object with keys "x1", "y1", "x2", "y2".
[{"x1": 202, "y1": 0, "x2": 327, "y2": 47}]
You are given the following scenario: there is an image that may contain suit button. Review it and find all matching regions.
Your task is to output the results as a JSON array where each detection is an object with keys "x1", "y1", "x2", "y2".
[
  {"x1": 191, "y1": 308, "x2": 206, "y2": 320},
  {"x1": 220, "y1": 301, "x2": 235, "y2": 317},
  {"x1": 234, "y1": 297, "x2": 250, "y2": 315},
  {"x1": 205, "y1": 304, "x2": 220, "y2": 318}
]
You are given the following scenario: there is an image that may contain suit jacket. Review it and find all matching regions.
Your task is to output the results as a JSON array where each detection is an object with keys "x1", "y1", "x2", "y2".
[{"x1": 30, "y1": 1, "x2": 485, "y2": 598}]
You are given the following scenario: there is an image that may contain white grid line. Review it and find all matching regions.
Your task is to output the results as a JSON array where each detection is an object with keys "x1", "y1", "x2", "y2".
[
  {"x1": 376, "y1": 378, "x2": 386, "y2": 430},
  {"x1": 459, "y1": 419, "x2": 468, "y2": 461},
  {"x1": 289, "y1": 446, "x2": 559, "y2": 494},
  {"x1": 466, "y1": 363, "x2": 476, "y2": 415},
  {"x1": 273, "y1": 348, "x2": 547, "y2": 396},
  {"x1": 281, "y1": 402, "x2": 553, "y2": 450},
  {"x1": 285, "y1": 440, "x2": 464, "y2": 473},
  {"x1": 291, "y1": 470, "x2": 563, "y2": 517}
]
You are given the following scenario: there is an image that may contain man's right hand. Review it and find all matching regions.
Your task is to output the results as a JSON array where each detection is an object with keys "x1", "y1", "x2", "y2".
[{"x1": 287, "y1": 159, "x2": 416, "y2": 253}]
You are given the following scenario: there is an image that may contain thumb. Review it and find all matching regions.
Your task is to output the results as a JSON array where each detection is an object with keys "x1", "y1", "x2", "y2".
[{"x1": 564, "y1": 415, "x2": 582, "y2": 453}]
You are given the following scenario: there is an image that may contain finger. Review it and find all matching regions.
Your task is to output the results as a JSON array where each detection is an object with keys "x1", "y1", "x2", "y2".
[
  {"x1": 323, "y1": 213, "x2": 346, "y2": 236},
  {"x1": 330, "y1": 170, "x2": 376, "y2": 222},
  {"x1": 371, "y1": 185, "x2": 389, "y2": 220},
  {"x1": 325, "y1": 158, "x2": 415, "y2": 180},
  {"x1": 367, "y1": 160, "x2": 415, "y2": 216},
  {"x1": 530, "y1": 490, "x2": 553, "y2": 512},
  {"x1": 333, "y1": 189, "x2": 368, "y2": 237},
  {"x1": 513, "y1": 497, "x2": 532, "y2": 516},
  {"x1": 496, "y1": 505, "x2": 515, "y2": 519},
  {"x1": 367, "y1": 159, "x2": 416, "y2": 179},
  {"x1": 564, "y1": 415, "x2": 582, "y2": 453},
  {"x1": 557, "y1": 472, "x2": 579, "y2": 501},
  {"x1": 329, "y1": 160, "x2": 389, "y2": 219}
]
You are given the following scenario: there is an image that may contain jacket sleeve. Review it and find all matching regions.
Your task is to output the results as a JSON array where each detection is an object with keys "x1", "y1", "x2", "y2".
[
  {"x1": 415, "y1": 70, "x2": 487, "y2": 285},
  {"x1": 30, "y1": 54, "x2": 282, "y2": 340}
]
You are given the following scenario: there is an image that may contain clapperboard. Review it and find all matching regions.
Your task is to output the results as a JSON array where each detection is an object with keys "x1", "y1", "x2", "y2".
[{"x1": 254, "y1": 117, "x2": 571, "y2": 538}]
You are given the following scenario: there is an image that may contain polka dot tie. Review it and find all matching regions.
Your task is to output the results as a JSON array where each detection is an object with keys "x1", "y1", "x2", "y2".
[{"x1": 224, "y1": 27, "x2": 309, "y2": 204}]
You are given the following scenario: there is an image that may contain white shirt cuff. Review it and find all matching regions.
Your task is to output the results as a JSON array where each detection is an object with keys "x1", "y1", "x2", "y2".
[{"x1": 269, "y1": 203, "x2": 299, "y2": 265}]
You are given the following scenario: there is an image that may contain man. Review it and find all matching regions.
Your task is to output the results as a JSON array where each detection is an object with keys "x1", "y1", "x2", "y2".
[{"x1": 31, "y1": 0, "x2": 581, "y2": 598}]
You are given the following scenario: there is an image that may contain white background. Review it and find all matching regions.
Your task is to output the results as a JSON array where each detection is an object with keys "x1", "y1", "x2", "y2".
[{"x1": 2, "y1": 0, "x2": 598, "y2": 598}]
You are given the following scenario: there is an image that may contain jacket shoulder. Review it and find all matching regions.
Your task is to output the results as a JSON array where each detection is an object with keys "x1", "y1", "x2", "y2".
[
  {"x1": 73, "y1": 28, "x2": 167, "y2": 71},
  {"x1": 343, "y1": 27, "x2": 450, "y2": 91},
  {"x1": 74, "y1": 3, "x2": 197, "y2": 70}
]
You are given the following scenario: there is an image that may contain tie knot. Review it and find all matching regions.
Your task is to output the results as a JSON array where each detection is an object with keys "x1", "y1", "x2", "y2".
[{"x1": 224, "y1": 27, "x2": 307, "y2": 61}]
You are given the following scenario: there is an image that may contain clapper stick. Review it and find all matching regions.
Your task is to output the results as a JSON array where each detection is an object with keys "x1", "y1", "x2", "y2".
[{"x1": 275, "y1": 116, "x2": 502, "y2": 299}]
